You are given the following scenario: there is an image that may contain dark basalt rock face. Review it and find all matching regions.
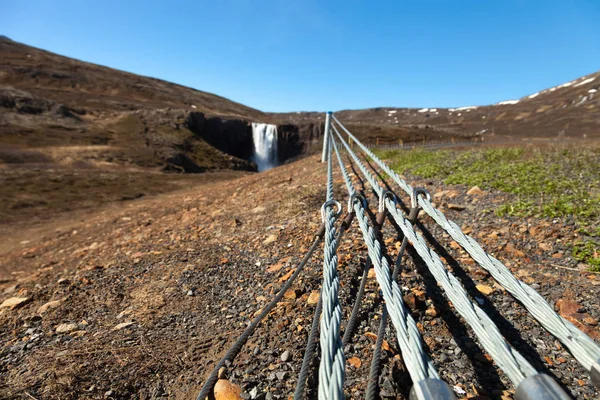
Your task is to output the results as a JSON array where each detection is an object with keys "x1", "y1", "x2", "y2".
[
  {"x1": 277, "y1": 122, "x2": 325, "y2": 163},
  {"x1": 184, "y1": 112, "x2": 325, "y2": 170},
  {"x1": 185, "y1": 112, "x2": 254, "y2": 161}
]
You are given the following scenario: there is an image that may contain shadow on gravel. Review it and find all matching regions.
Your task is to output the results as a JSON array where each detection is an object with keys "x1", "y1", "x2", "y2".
[
  {"x1": 366, "y1": 158, "x2": 573, "y2": 396},
  {"x1": 405, "y1": 242, "x2": 507, "y2": 393},
  {"x1": 416, "y1": 223, "x2": 572, "y2": 395},
  {"x1": 347, "y1": 159, "x2": 435, "y2": 397},
  {"x1": 343, "y1": 166, "x2": 385, "y2": 340}
]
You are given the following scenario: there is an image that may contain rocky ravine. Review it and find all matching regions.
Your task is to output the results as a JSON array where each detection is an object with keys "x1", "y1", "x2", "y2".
[{"x1": 0, "y1": 155, "x2": 598, "y2": 399}]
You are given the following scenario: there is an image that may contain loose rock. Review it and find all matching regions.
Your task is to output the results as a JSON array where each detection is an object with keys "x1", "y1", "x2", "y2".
[
  {"x1": 307, "y1": 291, "x2": 319, "y2": 305},
  {"x1": 213, "y1": 379, "x2": 243, "y2": 400},
  {"x1": 467, "y1": 186, "x2": 484, "y2": 196},
  {"x1": 56, "y1": 323, "x2": 79, "y2": 333},
  {"x1": 37, "y1": 299, "x2": 63, "y2": 314},
  {"x1": 0, "y1": 297, "x2": 32, "y2": 310},
  {"x1": 475, "y1": 284, "x2": 494, "y2": 295}
]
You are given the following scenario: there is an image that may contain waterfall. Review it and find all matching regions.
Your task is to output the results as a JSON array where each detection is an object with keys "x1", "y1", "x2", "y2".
[{"x1": 251, "y1": 123, "x2": 278, "y2": 171}]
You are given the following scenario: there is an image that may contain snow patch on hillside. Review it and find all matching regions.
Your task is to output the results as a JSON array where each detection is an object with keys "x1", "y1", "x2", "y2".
[
  {"x1": 454, "y1": 106, "x2": 478, "y2": 111},
  {"x1": 497, "y1": 100, "x2": 519, "y2": 105},
  {"x1": 574, "y1": 77, "x2": 596, "y2": 87}
]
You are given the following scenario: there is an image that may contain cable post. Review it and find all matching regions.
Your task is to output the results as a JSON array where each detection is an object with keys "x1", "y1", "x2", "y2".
[{"x1": 321, "y1": 111, "x2": 332, "y2": 163}]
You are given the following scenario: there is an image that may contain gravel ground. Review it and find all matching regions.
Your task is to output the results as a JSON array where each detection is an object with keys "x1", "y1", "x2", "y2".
[{"x1": 0, "y1": 155, "x2": 599, "y2": 399}]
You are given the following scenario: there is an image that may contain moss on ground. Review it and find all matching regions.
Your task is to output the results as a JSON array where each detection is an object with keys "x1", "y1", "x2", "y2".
[{"x1": 374, "y1": 144, "x2": 600, "y2": 270}]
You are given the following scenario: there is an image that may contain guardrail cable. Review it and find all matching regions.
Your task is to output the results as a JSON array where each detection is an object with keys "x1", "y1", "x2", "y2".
[
  {"x1": 331, "y1": 138, "x2": 444, "y2": 389},
  {"x1": 295, "y1": 210, "x2": 356, "y2": 400},
  {"x1": 333, "y1": 126, "x2": 547, "y2": 387},
  {"x1": 195, "y1": 225, "x2": 326, "y2": 400},
  {"x1": 366, "y1": 192, "x2": 423, "y2": 400},
  {"x1": 317, "y1": 135, "x2": 345, "y2": 399},
  {"x1": 332, "y1": 115, "x2": 600, "y2": 389}
]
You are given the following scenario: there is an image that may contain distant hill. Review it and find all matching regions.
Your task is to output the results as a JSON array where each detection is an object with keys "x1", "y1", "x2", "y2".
[
  {"x1": 0, "y1": 37, "x2": 266, "y2": 119},
  {"x1": 2, "y1": 37, "x2": 599, "y2": 173},
  {"x1": 273, "y1": 72, "x2": 600, "y2": 143}
]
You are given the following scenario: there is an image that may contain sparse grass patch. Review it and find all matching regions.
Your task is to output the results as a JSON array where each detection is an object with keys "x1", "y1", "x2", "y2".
[
  {"x1": 377, "y1": 148, "x2": 449, "y2": 178},
  {"x1": 374, "y1": 144, "x2": 600, "y2": 270},
  {"x1": 573, "y1": 241, "x2": 600, "y2": 271}
]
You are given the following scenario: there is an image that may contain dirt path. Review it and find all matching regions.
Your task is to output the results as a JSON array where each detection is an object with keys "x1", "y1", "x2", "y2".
[{"x1": 0, "y1": 155, "x2": 598, "y2": 399}]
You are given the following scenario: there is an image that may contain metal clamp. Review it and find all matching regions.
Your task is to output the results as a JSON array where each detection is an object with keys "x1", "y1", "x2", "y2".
[
  {"x1": 411, "y1": 187, "x2": 431, "y2": 209},
  {"x1": 347, "y1": 193, "x2": 367, "y2": 213},
  {"x1": 378, "y1": 190, "x2": 397, "y2": 213},
  {"x1": 514, "y1": 374, "x2": 570, "y2": 400},
  {"x1": 320, "y1": 199, "x2": 342, "y2": 223},
  {"x1": 591, "y1": 359, "x2": 600, "y2": 389},
  {"x1": 409, "y1": 379, "x2": 456, "y2": 400}
]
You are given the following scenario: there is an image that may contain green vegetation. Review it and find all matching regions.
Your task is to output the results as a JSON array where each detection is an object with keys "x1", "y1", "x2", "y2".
[{"x1": 374, "y1": 144, "x2": 600, "y2": 270}]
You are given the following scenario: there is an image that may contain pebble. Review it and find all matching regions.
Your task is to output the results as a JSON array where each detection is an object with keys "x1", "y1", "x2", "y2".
[
  {"x1": 475, "y1": 284, "x2": 494, "y2": 295},
  {"x1": 113, "y1": 321, "x2": 135, "y2": 331},
  {"x1": 0, "y1": 297, "x2": 32, "y2": 310},
  {"x1": 467, "y1": 186, "x2": 484, "y2": 196},
  {"x1": 263, "y1": 235, "x2": 277, "y2": 245},
  {"x1": 280, "y1": 350, "x2": 291, "y2": 362},
  {"x1": 275, "y1": 371, "x2": 288, "y2": 381},
  {"x1": 306, "y1": 291, "x2": 319, "y2": 304},
  {"x1": 37, "y1": 299, "x2": 63, "y2": 314},
  {"x1": 249, "y1": 387, "x2": 259, "y2": 399},
  {"x1": 213, "y1": 379, "x2": 243, "y2": 400},
  {"x1": 55, "y1": 323, "x2": 79, "y2": 333}
]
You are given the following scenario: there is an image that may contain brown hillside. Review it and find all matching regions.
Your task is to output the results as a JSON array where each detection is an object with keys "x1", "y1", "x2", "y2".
[
  {"x1": 273, "y1": 71, "x2": 600, "y2": 143},
  {"x1": 0, "y1": 37, "x2": 276, "y2": 173}
]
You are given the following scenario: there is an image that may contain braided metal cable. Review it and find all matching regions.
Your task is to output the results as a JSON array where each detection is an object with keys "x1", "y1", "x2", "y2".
[
  {"x1": 333, "y1": 127, "x2": 540, "y2": 386},
  {"x1": 332, "y1": 116, "x2": 600, "y2": 374},
  {"x1": 295, "y1": 214, "x2": 354, "y2": 400},
  {"x1": 331, "y1": 138, "x2": 439, "y2": 384},
  {"x1": 366, "y1": 206, "x2": 420, "y2": 400},
  {"x1": 195, "y1": 233, "x2": 324, "y2": 400},
  {"x1": 295, "y1": 294, "x2": 323, "y2": 400},
  {"x1": 318, "y1": 137, "x2": 345, "y2": 400},
  {"x1": 342, "y1": 258, "x2": 371, "y2": 348}
]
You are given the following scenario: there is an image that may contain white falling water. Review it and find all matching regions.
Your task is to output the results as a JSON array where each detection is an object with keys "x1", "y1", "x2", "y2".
[{"x1": 251, "y1": 122, "x2": 278, "y2": 171}]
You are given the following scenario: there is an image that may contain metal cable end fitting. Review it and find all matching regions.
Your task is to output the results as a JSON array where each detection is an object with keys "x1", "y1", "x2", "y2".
[
  {"x1": 378, "y1": 190, "x2": 397, "y2": 213},
  {"x1": 320, "y1": 199, "x2": 342, "y2": 223},
  {"x1": 409, "y1": 379, "x2": 456, "y2": 400},
  {"x1": 347, "y1": 193, "x2": 366, "y2": 214},
  {"x1": 514, "y1": 374, "x2": 571, "y2": 400},
  {"x1": 411, "y1": 187, "x2": 431, "y2": 209},
  {"x1": 591, "y1": 359, "x2": 600, "y2": 389}
]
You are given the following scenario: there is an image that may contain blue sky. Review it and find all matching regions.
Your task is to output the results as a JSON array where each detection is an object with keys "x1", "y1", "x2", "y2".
[{"x1": 2, "y1": 0, "x2": 599, "y2": 112}]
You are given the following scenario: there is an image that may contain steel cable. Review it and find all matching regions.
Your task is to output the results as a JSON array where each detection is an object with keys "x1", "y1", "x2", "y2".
[
  {"x1": 366, "y1": 205, "x2": 421, "y2": 400},
  {"x1": 295, "y1": 212, "x2": 354, "y2": 400},
  {"x1": 195, "y1": 230, "x2": 325, "y2": 400},
  {"x1": 333, "y1": 127, "x2": 540, "y2": 386},
  {"x1": 331, "y1": 138, "x2": 440, "y2": 384},
  {"x1": 332, "y1": 115, "x2": 600, "y2": 380},
  {"x1": 317, "y1": 136, "x2": 345, "y2": 400}
]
